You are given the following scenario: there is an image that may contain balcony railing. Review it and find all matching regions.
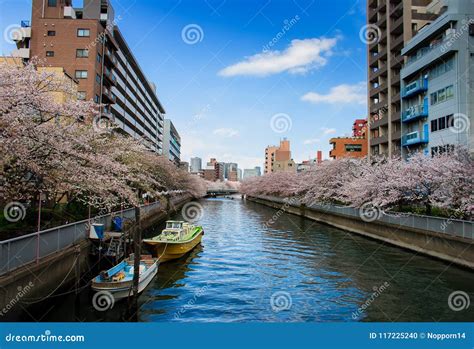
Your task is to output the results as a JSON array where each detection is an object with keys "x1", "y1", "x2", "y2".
[
  {"x1": 402, "y1": 127, "x2": 429, "y2": 147},
  {"x1": 405, "y1": 32, "x2": 455, "y2": 68},
  {"x1": 402, "y1": 78, "x2": 428, "y2": 98},
  {"x1": 402, "y1": 99, "x2": 429, "y2": 123}
]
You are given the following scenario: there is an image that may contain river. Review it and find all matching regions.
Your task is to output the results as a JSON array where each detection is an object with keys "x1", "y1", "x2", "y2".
[{"x1": 24, "y1": 197, "x2": 474, "y2": 322}]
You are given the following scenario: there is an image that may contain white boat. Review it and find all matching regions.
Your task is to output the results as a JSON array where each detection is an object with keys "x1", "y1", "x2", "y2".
[{"x1": 91, "y1": 254, "x2": 158, "y2": 300}]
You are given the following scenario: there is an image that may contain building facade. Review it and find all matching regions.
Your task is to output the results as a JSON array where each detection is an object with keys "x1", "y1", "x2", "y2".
[
  {"x1": 163, "y1": 119, "x2": 181, "y2": 163},
  {"x1": 400, "y1": 0, "x2": 473, "y2": 158},
  {"x1": 264, "y1": 139, "x2": 293, "y2": 173},
  {"x1": 329, "y1": 137, "x2": 368, "y2": 159},
  {"x1": 243, "y1": 167, "x2": 261, "y2": 180},
  {"x1": 14, "y1": 0, "x2": 166, "y2": 153},
  {"x1": 367, "y1": 0, "x2": 438, "y2": 158}
]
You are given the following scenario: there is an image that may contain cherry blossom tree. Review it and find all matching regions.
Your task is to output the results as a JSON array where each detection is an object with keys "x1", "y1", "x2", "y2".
[{"x1": 0, "y1": 60, "x2": 206, "y2": 212}]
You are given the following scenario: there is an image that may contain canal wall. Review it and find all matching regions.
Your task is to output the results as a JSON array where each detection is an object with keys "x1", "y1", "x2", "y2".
[
  {"x1": 248, "y1": 196, "x2": 474, "y2": 270},
  {"x1": 0, "y1": 195, "x2": 193, "y2": 317}
]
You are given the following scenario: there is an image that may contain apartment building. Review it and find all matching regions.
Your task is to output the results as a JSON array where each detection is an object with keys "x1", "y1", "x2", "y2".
[
  {"x1": 163, "y1": 119, "x2": 181, "y2": 164},
  {"x1": 13, "y1": 0, "x2": 166, "y2": 153},
  {"x1": 243, "y1": 167, "x2": 262, "y2": 180},
  {"x1": 367, "y1": 0, "x2": 438, "y2": 158},
  {"x1": 264, "y1": 139, "x2": 293, "y2": 173},
  {"x1": 400, "y1": 0, "x2": 474, "y2": 158}
]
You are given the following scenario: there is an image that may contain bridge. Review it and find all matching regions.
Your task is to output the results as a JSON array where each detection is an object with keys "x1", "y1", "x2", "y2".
[{"x1": 206, "y1": 188, "x2": 240, "y2": 197}]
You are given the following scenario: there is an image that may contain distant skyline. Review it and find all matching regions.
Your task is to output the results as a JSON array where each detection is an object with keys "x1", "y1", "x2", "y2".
[{"x1": 0, "y1": 0, "x2": 368, "y2": 169}]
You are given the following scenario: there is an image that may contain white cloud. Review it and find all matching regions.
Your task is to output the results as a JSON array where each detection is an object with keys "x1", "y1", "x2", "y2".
[
  {"x1": 303, "y1": 138, "x2": 321, "y2": 145},
  {"x1": 213, "y1": 128, "x2": 239, "y2": 138},
  {"x1": 322, "y1": 127, "x2": 337, "y2": 135},
  {"x1": 218, "y1": 37, "x2": 338, "y2": 77},
  {"x1": 301, "y1": 82, "x2": 367, "y2": 105}
]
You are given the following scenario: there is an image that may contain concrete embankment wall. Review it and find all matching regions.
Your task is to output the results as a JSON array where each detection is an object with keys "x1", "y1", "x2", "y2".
[
  {"x1": 0, "y1": 195, "x2": 193, "y2": 317},
  {"x1": 248, "y1": 196, "x2": 474, "y2": 271}
]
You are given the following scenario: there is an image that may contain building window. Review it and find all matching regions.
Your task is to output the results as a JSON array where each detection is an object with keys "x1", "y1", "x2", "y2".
[
  {"x1": 431, "y1": 119, "x2": 438, "y2": 132},
  {"x1": 96, "y1": 54, "x2": 102, "y2": 63},
  {"x1": 77, "y1": 29, "x2": 90, "y2": 37},
  {"x1": 95, "y1": 74, "x2": 101, "y2": 84},
  {"x1": 77, "y1": 91, "x2": 86, "y2": 100},
  {"x1": 75, "y1": 70, "x2": 88, "y2": 79},
  {"x1": 345, "y1": 144, "x2": 362, "y2": 152},
  {"x1": 94, "y1": 95, "x2": 100, "y2": 103},
  {"x1": 430, "y1": 85, "x2": 454, "y2": 106},
  {"x1": 47, "y1": 30, "x2": 56, "y2": 36},
  {"x1": 48, "y1": 0, "x2": 57, "y2": 6},
  {"x1": 46, "y1": 51, "x2": 54, "y2": 57},
  {"x1": 76, "y1": 49, "x2": 89, "y2": 58}
]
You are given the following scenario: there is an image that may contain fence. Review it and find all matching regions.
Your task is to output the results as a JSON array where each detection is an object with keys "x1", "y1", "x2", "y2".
[
  {"x1": 255, "y1": 195, "x2": 474, "y2": 240},
  {"x1": 0, "y1": 195, "x2": 190, "y2": 276}
]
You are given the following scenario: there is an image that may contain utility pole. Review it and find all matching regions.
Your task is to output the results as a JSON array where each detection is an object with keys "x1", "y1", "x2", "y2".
[{"x1": 129, "y1": 205, "x2": 141, "y2": 321}]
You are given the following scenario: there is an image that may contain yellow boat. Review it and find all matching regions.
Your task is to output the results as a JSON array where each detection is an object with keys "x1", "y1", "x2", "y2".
[{"x1": 143, "y1": 221, "x2": 204, "y2": 262}]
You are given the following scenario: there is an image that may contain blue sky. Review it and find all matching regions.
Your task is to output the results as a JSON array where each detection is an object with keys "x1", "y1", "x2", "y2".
[{"x1": 1, "y1": 0, "x2": 368, "y2": 169}]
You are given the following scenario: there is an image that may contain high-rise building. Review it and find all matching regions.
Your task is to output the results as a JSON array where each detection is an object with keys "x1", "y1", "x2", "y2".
[
  {"x1": 352, "y1": 119, "x2": 368, "y2": 137},
  {"x1": 400, "y1": 0, "x2": 473, "y2": 158},
  {"x1": 223, "y1": 163, "x2": 238, "y2": 180},
  {"x1": 243, "y1": 167, "x2": 262, "y2": 179},
  {"x1": 190, "y1": 157, "x2": 202, "y2": 173},
  {"x1": 367, "y1": 0, "x2": 438, "y2": 158},
  {"x1": 265, "y1": 139, "x2": 293, "y2": 173},
  {"x1": 13, "y1": 0, "x2": 166, "y2": 153},
  {"x1": 204, "y1": 158, "x2": 224, "y2": 181},
  {"x1": 163, "y1": 119, "x2": 181, "y2": 164}
]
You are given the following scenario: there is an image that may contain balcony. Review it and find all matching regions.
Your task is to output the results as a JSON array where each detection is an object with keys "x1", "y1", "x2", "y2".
[
  {"x1": 402, "y1": 78, "x2": 428, "y2": 98},
  {"x1": 64, "y1": 6, "x2": 76, "y2": 19},
  {"x1": 104, "y1": 48, "x2": 117, "y2": 66},
  {"x1": 402, "y1": 99, "x2": 428, "y2": 123},
  {"x1": 103, "y1": 68, "x2": 117, "y2": 86},
  {"x1": 11, "y1": 48, "x2": 30, "y2": 59},
  {"x1": 389, "y1": 2, "x2": 402, "y2": 18},
  {"x1": 370, "y1": 134, "x2": 388, "y2": 146},
  {"x1": 405, "y1": 31, "x2": 455, "y2": 68},
  {"x1": 102, "y1": 86, "x2": 116, "y2": 104},
  {"x1": 402, "y1": 127, "x2": 429, "y2": 147},
  {"x1": 11, "y1": 26, "x2": 31, "y2": 42}
]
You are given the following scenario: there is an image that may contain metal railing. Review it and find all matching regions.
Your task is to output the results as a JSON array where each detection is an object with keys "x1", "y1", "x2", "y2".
[
  {"x1": 254, "y1": 195, "x2": 474, "y2": 241},
  {"x1": 0, "y1": 195, "x2": 190, "y2": 276}
]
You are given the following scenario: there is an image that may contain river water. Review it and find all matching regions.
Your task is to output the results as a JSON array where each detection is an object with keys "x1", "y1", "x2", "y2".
[{"x1": 24, "y1": 197, "x2": 474, "y2": 322}]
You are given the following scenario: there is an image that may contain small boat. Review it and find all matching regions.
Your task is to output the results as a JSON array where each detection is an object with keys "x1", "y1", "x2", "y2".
[
  {"x1": 143, "y1": 220, "x2": 204, "y2": 262},
  {"x1": 91, "y1": 254, "x2": 158, "y2": 300}
]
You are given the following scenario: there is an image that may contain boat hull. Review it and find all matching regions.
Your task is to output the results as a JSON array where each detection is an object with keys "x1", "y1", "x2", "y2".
[
  {"x1": 144, "y1": 231, "x2": 203, "y2": 262},
  {"x1": 91, "y1": 260, "x2": 158, "y2": 300}
]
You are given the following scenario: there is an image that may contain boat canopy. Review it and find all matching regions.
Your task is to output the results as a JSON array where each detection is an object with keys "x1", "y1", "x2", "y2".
[{"x1": 166, "y1": 221, "x2": 184, "y2": 229}]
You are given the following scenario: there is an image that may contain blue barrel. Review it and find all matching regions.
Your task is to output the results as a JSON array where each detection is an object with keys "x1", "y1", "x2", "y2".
[{"x1": 112, "y1": 216, "x2": 123, "y2": 231}]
